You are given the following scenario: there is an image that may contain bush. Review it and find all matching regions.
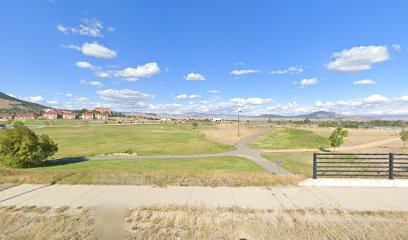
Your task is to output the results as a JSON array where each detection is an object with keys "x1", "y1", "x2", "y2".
[{"x1": 0, "y1": 122, "x2": 58, "y2": 168}]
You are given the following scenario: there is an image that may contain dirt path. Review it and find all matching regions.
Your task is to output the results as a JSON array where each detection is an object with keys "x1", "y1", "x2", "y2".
[{"x1": 262, "y1": 137, "x2": 401, "y2": 153}]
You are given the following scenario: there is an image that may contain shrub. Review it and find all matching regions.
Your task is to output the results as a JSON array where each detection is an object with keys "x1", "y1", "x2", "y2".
[
  {"x1": 400, "y1": 130, "x2": 408, "y2": 148},
  {"x1": 0, "y1": 122, "x2": 58, "y2": 168}
]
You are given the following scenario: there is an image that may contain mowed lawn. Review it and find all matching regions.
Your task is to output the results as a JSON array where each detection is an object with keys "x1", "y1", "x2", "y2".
[
  {"x1": 250, "y1": 127, "x2": 330, "y2": 150},
  {"x1": 263, "y1": 152, "x2": 312, "y2": 176},
  {"x1": 32, "y1": 124, "x2": 234, "y2": 158},
  {"x1": 0, "y1": 157, "x2": 301, "y2": 186}
]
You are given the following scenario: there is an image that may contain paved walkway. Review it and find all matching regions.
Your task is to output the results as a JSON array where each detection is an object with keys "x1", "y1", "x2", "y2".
[
  {"x1": 53, "y1": 128, "x2": 291, "y2": 175},
  {"x1": 1, "y1": 184, "x2": 407, "y2": 211}
]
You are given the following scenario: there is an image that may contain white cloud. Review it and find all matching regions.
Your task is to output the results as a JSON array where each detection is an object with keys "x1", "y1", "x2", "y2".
[
  {"x1": 398, "y1": 96, "x2": 408, "y2": 101},
  {"x1": 230, "y1": 69, "x2": 260, "y2": 76},
  {"x1": 65, "y1": 93, "x2": 74, "y2": 97},
  {"x1": 230, "y1": 98, "x2": 273, "y2": 105},
  {"x1": 6, "y1": 93, "x2": 16, "y2": 98},
  {"x1": 327, "y1": 45, "x2": 389, "y2": 72},
  {"x1": 174, "y1": 94, "x2": 201, "y2": 100},
  {"x1": 97, "y1": 89, "x2": 154, "y2": 104},
  {"x1": 300, "y1": 78, "x2": 318, "y2": 86},
  {"x1": 115, "y1": 62, "x2": 160, "y2": 81},
  {"x1": 353, "y1": 79, "x2": 376, "y2": 85},
  {"x1": 80, "y1": 79, "x2": 104, "y2": 88},
  {"x1": 75, "y1": 61, "x2": 99, "y2": 70},
  {"x1": 391, "y1": 44, "x2": 401, "y2": 52},
  {"x1": 56, "y1": 24, "x2": 69, "y2": 34},
  {"x1": 363, "y1": 94, "x2": 389, "y2": 103},
  {"x1": 63, "y1": 42, "x2": 117, "y2": 59},
  {"x1": 184, "y1": 73, "x2": 205, "y2": 81},
  {"x1": 24, "y1": 96, "x2": 44, "y2": 103},
  {"x1": 270, "y1": 66, "x2": 304, "y2": 74},
  {"x1": 95, "y1": 72, "x2": 112, "y2": 78},
  {"x1": 46, "y1": 100, "x2": 59, "y2": 105},
  {"x1": 56, "y1": 18, "x2": 104, "y2": 38},
  {"x1": 208, "y1": 90, "x2": 220, "y2": 94}
]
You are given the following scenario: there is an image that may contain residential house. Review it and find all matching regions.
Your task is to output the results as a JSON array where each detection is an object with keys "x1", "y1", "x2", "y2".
[
  {"x1": 0, "y1": 113, "x2": 14, "y2": 120},
  {"x1": 62, "y1": 111, "x2": 76, "y2": 120},
  {"x1": 81, "y1": 112, "x2": 94, "y2": 120},
  {"x1": 14, "y1": 114, "x2": 35, "y2": 120},
  {"x1": 95, "y1": 113, "x2": 108, "y2": 120},
  {"x1": 43, "y1": 110, "x2": 59, "y2": 120}
]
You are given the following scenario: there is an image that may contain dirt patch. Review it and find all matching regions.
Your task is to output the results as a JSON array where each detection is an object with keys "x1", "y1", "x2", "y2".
[{"x1": 201, "y1": 124, "x2": 261, "y2": 145}]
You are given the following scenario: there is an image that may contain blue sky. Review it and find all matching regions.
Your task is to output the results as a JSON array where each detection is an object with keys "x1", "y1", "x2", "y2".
[{"x1": 1, "y1": 0, "x2": 408, "y2": 115}]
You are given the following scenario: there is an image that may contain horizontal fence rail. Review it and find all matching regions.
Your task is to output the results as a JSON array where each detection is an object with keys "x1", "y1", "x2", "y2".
[{"x1": 313, "y1": 153, "x2": 408, "y2": 179}]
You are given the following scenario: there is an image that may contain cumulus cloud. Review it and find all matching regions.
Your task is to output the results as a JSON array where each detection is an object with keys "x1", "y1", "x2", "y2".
[
  {"x1": 300, "y1": 78, "x2": 318, "y2": 86},
  {"x1": 65, "y1": 93, "x2": 74, "y2": 97},
  {"x1": 24, "y1": 96, "x2": 44, "y2": 103},
  {"x1": 353, "y1": 79, "x2": 376, "y2": 85},
  {"x1": 79, "y1": 79, "x2": 104, "y2": 88},
  {"x1": 75, "y1": 61, "x2": 99, "y2": 70},
  {"x1": 230, "y1": 98, "x2": 273, "y2": 105},
  {"x1": 114, "y1": 62, "x2": 160, "y2": 81},
  {"x1": 327, "y1": 45, "x2": 389, "y2": 72},
  {"x1": 97, "y1": 89, "x2": 154, "y2": 104},
  {"x1": 230, "y1": 69, "x2": 260, "y2": 76},
  {"x1": 270, "y1": 66, "x2": 304, "y2": 74},
  {"x1": 174, "y1": 94, "x2": 201, "y2": 100},
  {"x1": 63, "y1": 42, "x2": 117, "y2": 59},
  {"x1": 56, "y1": 18, "x2": 104, "y2": 38},
  {"x1": 184, "y1": 73, "x2": 205, "y2": 81},
  {"x1": 46, "y1": 100, "x2": 59, "y2": 105},
  {"x1": 208, "y1": 90, "x2": 220, "y2": 94},
  {"x1": 363, "y1": 94, "x2": 389, "y2": 103}
]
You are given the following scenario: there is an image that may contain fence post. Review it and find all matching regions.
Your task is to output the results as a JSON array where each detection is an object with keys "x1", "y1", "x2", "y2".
[
  {"x1": 388, "y1": 153, "x2": 394, "y2": 180},
  {"x1": 313, "y1": 153, "x2": 317, "y2": 179}
]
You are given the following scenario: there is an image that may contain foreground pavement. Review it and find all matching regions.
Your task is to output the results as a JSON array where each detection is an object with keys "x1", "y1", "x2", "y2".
[{"x1": 1, "y1": 184, "x2": 407, "y2": 211}]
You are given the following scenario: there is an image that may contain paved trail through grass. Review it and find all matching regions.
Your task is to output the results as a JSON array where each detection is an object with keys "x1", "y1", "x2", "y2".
[{"x1": 52, "y1": 128, "x2": 292, "y2": 175}]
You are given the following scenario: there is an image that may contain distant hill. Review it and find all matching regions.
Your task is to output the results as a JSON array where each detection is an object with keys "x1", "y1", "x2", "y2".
[
  {"x1": 259, "y1": 111, "x2": 351, "y2": 120},
  {"x1": 0, "y1": 92, "x2": 48, "y2": 114}
]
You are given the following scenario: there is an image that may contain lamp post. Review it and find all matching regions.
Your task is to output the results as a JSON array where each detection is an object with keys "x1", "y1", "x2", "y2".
[{"x1": 237, "y1": 110, "x2": 242, "y2": 138}]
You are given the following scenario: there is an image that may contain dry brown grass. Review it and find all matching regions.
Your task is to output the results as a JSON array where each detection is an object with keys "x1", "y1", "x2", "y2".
[
  {"x1": 307, "y1": 127, "x2": 398, "y2": 147},
  {"x1": 201, "y1": 123, "x2": 262, "y2": 145},
  {"x1": 1, "y1": 205, "x2": 407, "y2": 240},
  {"x1": 0, "y1": 169, "x2": 303, "y2": 187}
]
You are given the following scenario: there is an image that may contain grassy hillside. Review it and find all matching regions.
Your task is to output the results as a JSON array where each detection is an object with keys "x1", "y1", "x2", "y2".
[{"x1": 0, "y1": 92, "x2": 48, "y2": 114}]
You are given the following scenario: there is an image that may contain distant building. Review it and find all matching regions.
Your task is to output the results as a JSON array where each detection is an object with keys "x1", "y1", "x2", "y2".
[
  {"x1": 14, "y1": 114, "x2": 35, "y2": 120},
  {"x1": 0, "y1": 113, "x2": 14, "y2": 120},
  {"x1": 94, "y1": 107, "x2": 112, "y2": 114},
  {"x1": 43, "y1": 110, "x2": 59, "y2": 120},
  {"x1": 81, "y1": 112, "x2": 94, "y2": 120},
  {"x1": 62, "y1": 111, "x2": 76, "y2": 120},
  {"x1": 211, "y1": 118, "x2": 223, "y2": 122},
  {"x1": 95, "y1": 113, "x2": 108, "y2": 120}
]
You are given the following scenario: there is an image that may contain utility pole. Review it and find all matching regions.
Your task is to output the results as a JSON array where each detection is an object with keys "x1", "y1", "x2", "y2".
[{"x1": 238, "y1": 110, "x2": 241, "y2": 138}]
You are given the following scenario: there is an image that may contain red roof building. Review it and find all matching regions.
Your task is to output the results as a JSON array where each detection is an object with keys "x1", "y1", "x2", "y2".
[
  {"x1": 94, "y1": 107, "x2": 112, "y2": 114},
  {"x1": 0, "y1": 113, "x2": 14, "y2": 120},
  {"x1": 14, "y1": 114, "x2": 35, "y2": 120}
]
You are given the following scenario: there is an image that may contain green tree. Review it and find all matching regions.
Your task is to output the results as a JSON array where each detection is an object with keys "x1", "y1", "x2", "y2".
[
  {"x1": 303, "y1": 118, "x2": 312, "y2": 124},
  {"x1": 400, "y1": 130, "x2": 408, "y2": 148},
  {"x1": 328, "y1": 126, "x2": 348, "y2": 152},
  {"x1": 0, "y1": 122, "x2": 58, "y2": 168},
  {"x1": 192, "y1": 122, "x2": 198, "y2": 130}
]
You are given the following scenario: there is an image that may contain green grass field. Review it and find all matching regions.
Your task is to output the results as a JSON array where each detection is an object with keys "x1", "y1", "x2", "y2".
[
  {"x1": 0, "y1": 157, "x2": 301, "y2": 186},
  {"x1": 250, "y1": 127, "x2": 330, "y2": 150},
  {"x1": 32, "y1": 124, "x2": 233, "y2": 158},
  {"x1": 263, "y1": 152, "x2": 312, "y2": 176}
]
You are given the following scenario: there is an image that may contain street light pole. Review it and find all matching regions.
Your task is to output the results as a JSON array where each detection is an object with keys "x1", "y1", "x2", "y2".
[{"x1": 237, "y1": 110, "x2": 241, "y2": 138}]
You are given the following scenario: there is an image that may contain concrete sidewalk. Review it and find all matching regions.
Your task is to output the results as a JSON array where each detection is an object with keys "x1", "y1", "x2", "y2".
[{"x1": 1, "y1": 184, "x2": 408, "y2": 211}]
